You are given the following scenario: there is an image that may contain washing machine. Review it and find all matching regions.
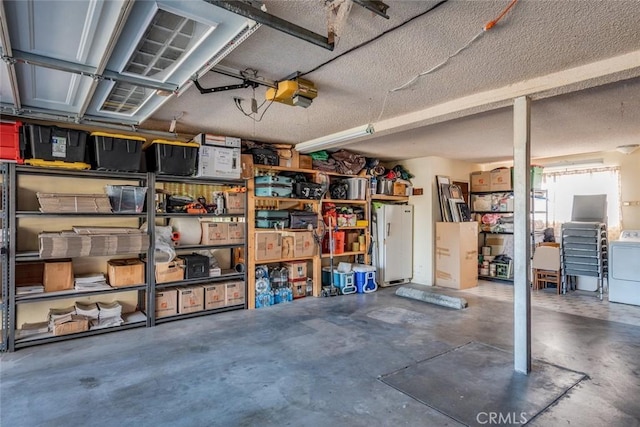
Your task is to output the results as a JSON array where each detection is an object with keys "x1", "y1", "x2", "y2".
[{"x1": 608, "y1": 230, "x2": 640, "y2": 306}]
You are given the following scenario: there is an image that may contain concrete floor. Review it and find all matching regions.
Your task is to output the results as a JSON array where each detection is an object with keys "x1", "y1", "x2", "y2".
[{"x1": 1, "y1": 284, "x2": 639, "y2": 426}]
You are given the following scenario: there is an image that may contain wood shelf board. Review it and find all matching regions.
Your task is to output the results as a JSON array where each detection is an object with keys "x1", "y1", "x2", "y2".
[
  {"x1": 254, "y1": 165, "x2": 317, "y2": 174},
  {"x1": 254, "y1": 196, "x2": 320, "y2": 203},
  {"x1": 336, "y1": 226, "x2": 367, "y2": 230},
  {"x1": 321, "y1": 250, "x2": 365, "y2": 258},
  {"x1": 255, "y1": 255, "x2": 316, "y2": 263},
  {"x1": 371, "y1": 194, "x2": 408, "y2": 201},
  {"x1": 322, "y1": 199, "x2": 368, "y2": 205},
  {"x1": 253, "y1": 165, "x2": 365, "y2": 179}
]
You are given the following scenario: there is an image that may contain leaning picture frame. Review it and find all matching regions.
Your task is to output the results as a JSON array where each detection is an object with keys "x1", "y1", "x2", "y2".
[{"x1": 436, "y1": 175, "x2": 451, "y2": 221}]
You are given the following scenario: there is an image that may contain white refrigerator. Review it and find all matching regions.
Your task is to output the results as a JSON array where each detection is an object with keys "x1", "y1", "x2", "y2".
[{"x1": 374, "y1": 204, "x2": 413, "y2": 286}]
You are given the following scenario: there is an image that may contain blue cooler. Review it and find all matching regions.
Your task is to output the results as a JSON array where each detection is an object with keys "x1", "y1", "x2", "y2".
[
  {"x1": 333, "y1": 270, "x2": 355, "y2": 290},
  {"x1": 353, "y1": 264, "x2": 378, "y2": 293}
]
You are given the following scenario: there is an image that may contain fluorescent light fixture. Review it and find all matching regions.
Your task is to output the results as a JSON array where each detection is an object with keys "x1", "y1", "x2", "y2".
[
  {"x1": 616, "y1": 144, "x2": 639, "y2": 155},
  {"x1": 296, "y1": 124, "x2": 375, "y2": 153},
  {"x1": 544, "y1": 158, "x2": 604, "y2": 169}
]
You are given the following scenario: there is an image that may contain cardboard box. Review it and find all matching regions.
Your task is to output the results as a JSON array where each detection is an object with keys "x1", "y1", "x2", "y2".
[
  {"x1": 485, "y1": 236, "x2": 505, "y2": 256},
  {"x1": 281, "y1": 235, "x2": 295, "y2": 258},
  {"x1": 279, "y1": 156, "x2": 292, "y2": 167},
  {"x1": 240, "y1": 154, "x2": 254, "y2": 180},
  {"x1": 43, "y1": 260, "x2": 74, "y2": 292},
  {"x1": 204, "y1": 283, "x2": 226, "y2": 310},
  {"x1": 154, "y1": 289, "x2": 178, "y2": 318},
  {"x1": 470, "y1": 171, "x2": 491, "y2": 192},
  {"x1": 284, "y1": 261, "x2": 307, "y2": 280},
  {"x1": 298, "y1": 154, "x2": 313, "y2": 170},
  {"x1": 225, "y1": 281, "x2": 245, "y2": 306},
  {"x1": 295, "y1": 231, "x2": 316, "y2": 257},
  {"x1": 435, "y1": 222, "x2": 478, "y2": 289},
  {"x1": 255, "y1": 232, "x2": 282, "y2": 261},
  {"x1": 194, "y1": 133, "x2": 241, "y2": 148},
  {"x1": 227, "y1": 222, "x2": 245, "y2": 244},
  {"x1": 16, "y1": 262, "x2": 44, "y2": 287},
  {"x1": 177, "y1": 286, "x2": 204, "y2": 314},
  {"x1": 53, "y1": 315, "x2": 89, "y2": 336},
  {"x1": 225, "y1": 192, "x2": 245, "y2": 214},
  {"x1": 201, "y1": 222, "x2": 229, "y2": 245},
  {"x1": 393, "y1": 182, "x2": 406, "y2": 196},
  {"x1": 289, "y1": 278, "x2": 307, "y2": 299},
  {"x1": 490, "y1": 168, "x2": 511, "y2": 191},
  {"x1": 107, "y1": 258, "x2": 144, "y2": 287},
  {"x1": 155, "y1": 259, "x2": 184, "y2": 284},
  {"x1": 195, "y1": 144, "x2": 241, "y2": 179}
]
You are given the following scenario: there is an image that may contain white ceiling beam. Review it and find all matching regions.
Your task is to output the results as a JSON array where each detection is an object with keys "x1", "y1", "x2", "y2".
[{"x1": 373, "y1": 49, "x2": 640, "y2": 138}]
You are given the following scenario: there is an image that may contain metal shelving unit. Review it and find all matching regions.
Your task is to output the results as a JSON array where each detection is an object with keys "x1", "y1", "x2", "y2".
[
  {"x1": 2, "y1": 164, "x2": 248, "y2": 351},
  {"x1": 1, "y1": 163, "x2": 9, "y2": 351},
  {"x1": 150, "y1": 174, "x2": 248, "y2": 326},
  {"x1": 471, "y1": 189, "x2": 548, "y2": 283},
  {"x1": 5, "y1": 164, "x2": 153, "y2": 351}
]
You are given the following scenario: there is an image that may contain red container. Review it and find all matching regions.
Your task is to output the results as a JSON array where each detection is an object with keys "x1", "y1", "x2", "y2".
[
  {"x1": 0, "y1": 121, "x2": 24, "y2": 163},
  {"x1": 322, "y1": 230, "x2": 345, "y2": 255}
]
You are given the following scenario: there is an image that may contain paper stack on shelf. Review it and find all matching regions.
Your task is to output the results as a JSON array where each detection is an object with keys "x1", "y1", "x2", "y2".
[
  {"x1": 16, "y1": 285, "x2": 45, "y2": 295},
  {"x1": 75, "y1": 302, "x2": 99, "y2": 319},
  {"x1": 123, "y1": 311, "x2": 146, "y2": 323},
  {"x1": 48, "y1": 306, "x2": 76, "y2": 330},
  {"x1": 91, "y1": 301, "x2": 124, "y2": 330},
  {"x1": 97, "y1": 301, "x2": 122, "y2": 318},
  {"x1": 39, "y1": 228, "x2": 149, "y2": 259},
  {"x1": 16, "y1": 321, "x2": 49, "y2": 339},
  {"x1": 48, "y1": 306, "x2": 90, "y2": 335},
  {"x1": 74, "y1": 273, "x2": 110, "y2": 290},
  {"x1": 37, "y1": 193, "x2": 112, "y2": 213}
]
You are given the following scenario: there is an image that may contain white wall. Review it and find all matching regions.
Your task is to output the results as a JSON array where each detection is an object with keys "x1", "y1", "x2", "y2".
[{"x1": 398, "y1": 156, "x2": 480, "y2": 286}]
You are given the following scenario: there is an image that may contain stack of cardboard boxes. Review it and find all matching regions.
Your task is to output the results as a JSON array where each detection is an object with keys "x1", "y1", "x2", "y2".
[{"x1": 150, "y1": 281, "x2": 246, "y2": 318}]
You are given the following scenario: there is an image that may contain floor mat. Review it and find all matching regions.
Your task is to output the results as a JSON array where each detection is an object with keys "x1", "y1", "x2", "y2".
[{"x1": 380, "y1": 342, "x2": 587, "y2": 426}]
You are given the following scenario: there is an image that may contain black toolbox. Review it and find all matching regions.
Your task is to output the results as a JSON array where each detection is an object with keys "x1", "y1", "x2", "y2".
[
  {"x1": 289, "y1": 211, "x2": 318, "y2": 229},
  {"x1": 293, "y1": 182, "x2": 324, "y2": 199},
  {"x1": 179, "y1": 254, "x2": 210, "y2": 279},
  {"x1": 250, "y1": 148, "x2": 278, "y2": 166}
]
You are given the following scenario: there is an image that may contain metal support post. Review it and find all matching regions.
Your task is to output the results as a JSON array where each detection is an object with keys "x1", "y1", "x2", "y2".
[{"x1": 513, "y1": 96, "x2": 532, "y2": 374}]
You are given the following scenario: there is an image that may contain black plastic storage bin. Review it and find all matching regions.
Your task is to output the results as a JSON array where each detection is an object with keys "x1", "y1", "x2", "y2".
[
  {"x1": 180, "y1": 254, "x2": 210, "y2": 279},
  {"x1": 145, "y1": 139, "x2": 199, "y2": 176},
  {"x1": 25, "y1": 124, "x2": 88, "y2": 162},
  {"x1": 89, "y1": 132, "x2": 145, "y2": 171}
]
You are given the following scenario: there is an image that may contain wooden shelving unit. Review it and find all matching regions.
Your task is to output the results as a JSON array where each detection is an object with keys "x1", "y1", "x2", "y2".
[{"x1": 246, "y1": 165, "x2": 372, "y2": 308}]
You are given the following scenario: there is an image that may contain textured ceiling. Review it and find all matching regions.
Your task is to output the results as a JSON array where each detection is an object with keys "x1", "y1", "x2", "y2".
[{"x1": 144, "y1": 0, "x2": 640, "y2": 162}]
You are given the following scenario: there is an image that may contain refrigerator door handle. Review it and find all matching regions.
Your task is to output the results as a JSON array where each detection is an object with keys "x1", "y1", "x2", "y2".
[{"x1": 387, "y1": 223, "x2": 391, "y2": 237}]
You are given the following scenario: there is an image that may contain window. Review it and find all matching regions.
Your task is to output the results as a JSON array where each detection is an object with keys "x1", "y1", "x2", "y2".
[{"x1": 543, "y1": 166, "x2": 621, "y2": 240}]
